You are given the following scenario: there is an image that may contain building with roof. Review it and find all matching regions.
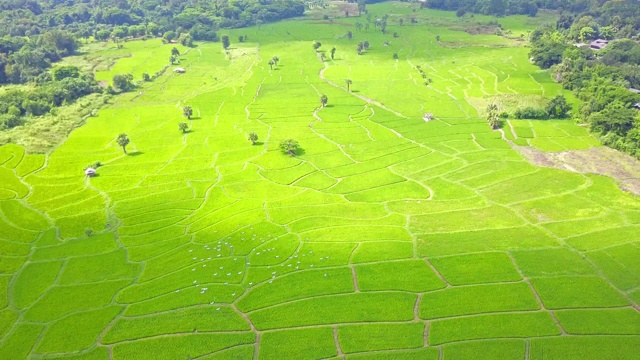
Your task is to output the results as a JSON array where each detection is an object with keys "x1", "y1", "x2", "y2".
[{"x1": 589, "y1": 39, "x2": 609, "y2": 50}]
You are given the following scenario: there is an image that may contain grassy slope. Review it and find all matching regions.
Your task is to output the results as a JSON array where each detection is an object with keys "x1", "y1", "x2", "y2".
[{"x1": 0, "y1": 3, "x2": 638, "y2": 359}]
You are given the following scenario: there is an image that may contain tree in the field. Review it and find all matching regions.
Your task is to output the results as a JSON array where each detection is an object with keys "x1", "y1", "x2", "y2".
[
  {"x1": 170, "y1": 55, "x2": 179, "y2": 64},
  {"x1": 113, "y1": 74, "x2": 134, "y2": 92},
  {"x1": 320, "y1": 94, "x2": 328, "y2": 107},
  {"x1": 280, "y1": 139, "x2": 300, "y2": 156},
  {"x1": 180, "y1": 34, "x2": 194, "y2": 47},
  {"x1": 142, "y1": 73, "x2": 150, "y2": 81},
  {"x1": 248, "y1": 132, "x2": 258, "y2": 145},
  {"x1": 436, "y1": 35, "x2": 441, "y2": 42},
  {"x1": 346, "y1": 31, "x2": 353, "y2": 40},
  {"x1": 179, "y1": 122, "x2": 189, "y2": 133},
  {"x1": 393, "y1": 53, "x2": 398, "y2": 59},
  {"x1": 545, "y1": 95, "x2": 572, "y2": 118},
  {"x1": 486, "y1": 102, "x2": 500, "y2": 129},
  {"x1": 399, "y1": 18, "x2": 404, "y2": 26},
  {"x1": 363, "y1": 40, "x2": 370, "y2": 50},
  {"x1": 357, "y1": 0, "x2": 366, "y2": 15},
  {"x1": 268, "y1": 59, "x2": 275, "y2": 70},
  {"x1": 330, "y1": 47, "x2": 336, "y2": 59},
  {"x1": 313, "y1": 41, "x2": 322, "y2": 51},
  {"x1": 183, "y1": 105, "x2": 193, "y2": 119},
  {"x1": 355, "y1": 22, "x2": 363, "y2": 31},
  {"x1": 272, "y1": 56, "x2": 279, "y2": 66},
  {"x1": 117, "y1": 133, "x2": 130, "y2": 154},
  {"x1": 171, "y1": 47, "x2": 180, "y2": 56},
  {"x1": 221, "y1": 35, "x2": 230, "y2": 49},
  {"x1": 320, "y1": 53, "x2": 326, "y2": 62},
  {"x1": 346, "y1": 78, "x2": 352, "y2": 92}
]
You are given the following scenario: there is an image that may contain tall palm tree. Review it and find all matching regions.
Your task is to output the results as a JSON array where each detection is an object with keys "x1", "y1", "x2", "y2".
[{"x1": 346, "y1": 79, "x2": 353, "y2": 92}]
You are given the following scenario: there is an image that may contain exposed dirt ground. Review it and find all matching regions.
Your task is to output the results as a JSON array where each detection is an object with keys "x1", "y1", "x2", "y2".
[{"x1": 514, "y1": 145, "x2": 640, "y2": 196}]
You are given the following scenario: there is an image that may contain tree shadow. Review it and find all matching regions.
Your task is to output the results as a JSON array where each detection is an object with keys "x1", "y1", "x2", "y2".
[
  {"x1": 288, "y1": 147, "x2": 306, "y2": 157},
  {"x1": 127, "y1": 151, "x2": 144, "y2": 156},
  {"x1": 324, "y1": 104, "x2": 335, "y2": 108},
  {"x1": 351, "y1": 90, "x2": 360, "y2": 93},
  {"x1": 189, "y1": 117, "x2": 201, "y2": 120},
  {"x1": 252, "y1": 141, "x2": 265, "y2": 146}
]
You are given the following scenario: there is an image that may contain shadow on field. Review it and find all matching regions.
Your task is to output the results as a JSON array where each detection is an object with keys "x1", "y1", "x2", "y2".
[
  {"x1": 128, "y1": 151, "x2": 144, "y2": 156},
  {"x1": 189, "y1": 117, "x2": 201, "y2": 120},
  {"x1": 253, "y1": 141, "x2": 264, "y2": 146}
]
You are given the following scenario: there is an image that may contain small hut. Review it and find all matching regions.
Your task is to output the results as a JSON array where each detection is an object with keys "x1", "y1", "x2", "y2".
[
  {"x1": 633, "y1": 103, "x2": 640, "y2": 110},
  {"x1": 589, "y1": 39, "x2": 609, "y2": 50},
  {"x1": 423, "y1": 113, "x2": 434, "y2": 122},
  {"x1": 174, "y1": 67, "x2": 186, "y2": 73},
  {"x1": 85, "y1": 168, "x2": 97, "y2": 177}
]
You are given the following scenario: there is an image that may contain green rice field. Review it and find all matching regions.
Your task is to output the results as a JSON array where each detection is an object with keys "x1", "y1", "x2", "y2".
[{"x1": 0, "y1": 3, "x2": 638, "y2": 359}]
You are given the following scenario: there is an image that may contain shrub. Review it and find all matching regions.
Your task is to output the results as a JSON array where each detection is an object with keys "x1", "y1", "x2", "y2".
[{"x1": 514, "y1": 107, "x2": 548, "y2": 119}]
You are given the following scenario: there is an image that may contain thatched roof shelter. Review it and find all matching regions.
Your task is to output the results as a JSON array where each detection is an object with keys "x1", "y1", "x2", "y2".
[{"x1": 85, "y1": 168, "x2": 96, "y2": 177}]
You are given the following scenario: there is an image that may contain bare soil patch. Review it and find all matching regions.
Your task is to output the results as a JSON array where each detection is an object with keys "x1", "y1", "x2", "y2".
[{"x1": 515, "y1": 145, "x2": 640, "y2": 195}]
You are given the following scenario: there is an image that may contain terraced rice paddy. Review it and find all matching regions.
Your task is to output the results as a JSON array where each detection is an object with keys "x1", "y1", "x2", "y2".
[{"x1": 0, "y1": 3, "x2": 638, "y2": 359}]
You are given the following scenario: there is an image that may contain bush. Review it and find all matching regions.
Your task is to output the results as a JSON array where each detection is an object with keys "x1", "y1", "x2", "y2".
[
  {"x1": 514, "y1": 107, "x2": 548, "y2": 119},
  {"x1": 22, "y1": 100, "x2": 51, "y2": 116},
  {"x1": 0, "y1": 114, "x2": 23, "y2": 128}
]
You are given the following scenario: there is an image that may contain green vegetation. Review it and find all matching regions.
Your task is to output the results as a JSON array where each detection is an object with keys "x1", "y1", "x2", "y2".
[
  {"x1": 0, "y1": 1, "x2": 639, "y2": 359},
  {"x1": 528, "y1": 2, "x2": 640, "y2": 157}
]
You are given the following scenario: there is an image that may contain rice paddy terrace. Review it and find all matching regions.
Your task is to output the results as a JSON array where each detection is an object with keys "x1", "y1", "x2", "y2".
[{"x1": 1, "y1": 3, "x2": 639, "y2": 359}]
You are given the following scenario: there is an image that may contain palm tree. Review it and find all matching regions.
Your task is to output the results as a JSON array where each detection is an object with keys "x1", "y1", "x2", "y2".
[
  {"x1": 320, "y1": 94, "x2": 328, "y2": 107},
  {"x1": 345, "y1": 79, "x2": 352, "y2": 92},
  {"x1": 330, "y1": 47, "x2": 336, "y2": 60},
  {"x1": 182, "y1": 105, "x2": 193, "y2": 119},
  {"x1": 268, "y1": 59, "x2": 275, "y2": 70},
  {"x1": 179, "y1": 122, "x2": 189, "y2": 133},
  {"x1": 116, "y1": 133, "x2": 130, "y2": 154},
  {"x1": 272, "y1": 56, "x2": 279, "y2": 66}
]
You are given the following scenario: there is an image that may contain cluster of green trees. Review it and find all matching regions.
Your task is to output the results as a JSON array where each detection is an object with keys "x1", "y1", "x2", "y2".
[
  {"x1": 528, "y1": 0, "x2": 640, "y2": 157},
  {"x1": 0, "y1": 0, "x2": 305, "y2": 41},
  {"x1": 0, "y1": 71, "x2": 100, "y2": 129},
  {"x1": 513, "y1": 95, "x2": 572, "y2": 120},
  {"x1": 426, "y1": 0, "x2": 640, "y2": 19},
  {"x1": 425, "y1": 0, "x2": 539, "y2": 17},
  {"x1": 0, "y1": 30, "x2": 78, "y2": 84}
]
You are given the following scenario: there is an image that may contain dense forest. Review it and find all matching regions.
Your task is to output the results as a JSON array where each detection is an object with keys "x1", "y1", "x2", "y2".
[
  {"x1": 528, "y1": 0, "x2": 640, "y2": 157},
  {"x1": 422, "y1": 0, "x2": 622, "y2": 17},
  {"x1": 1, "y1": 0, "x2": 640, "y2": 158}
]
